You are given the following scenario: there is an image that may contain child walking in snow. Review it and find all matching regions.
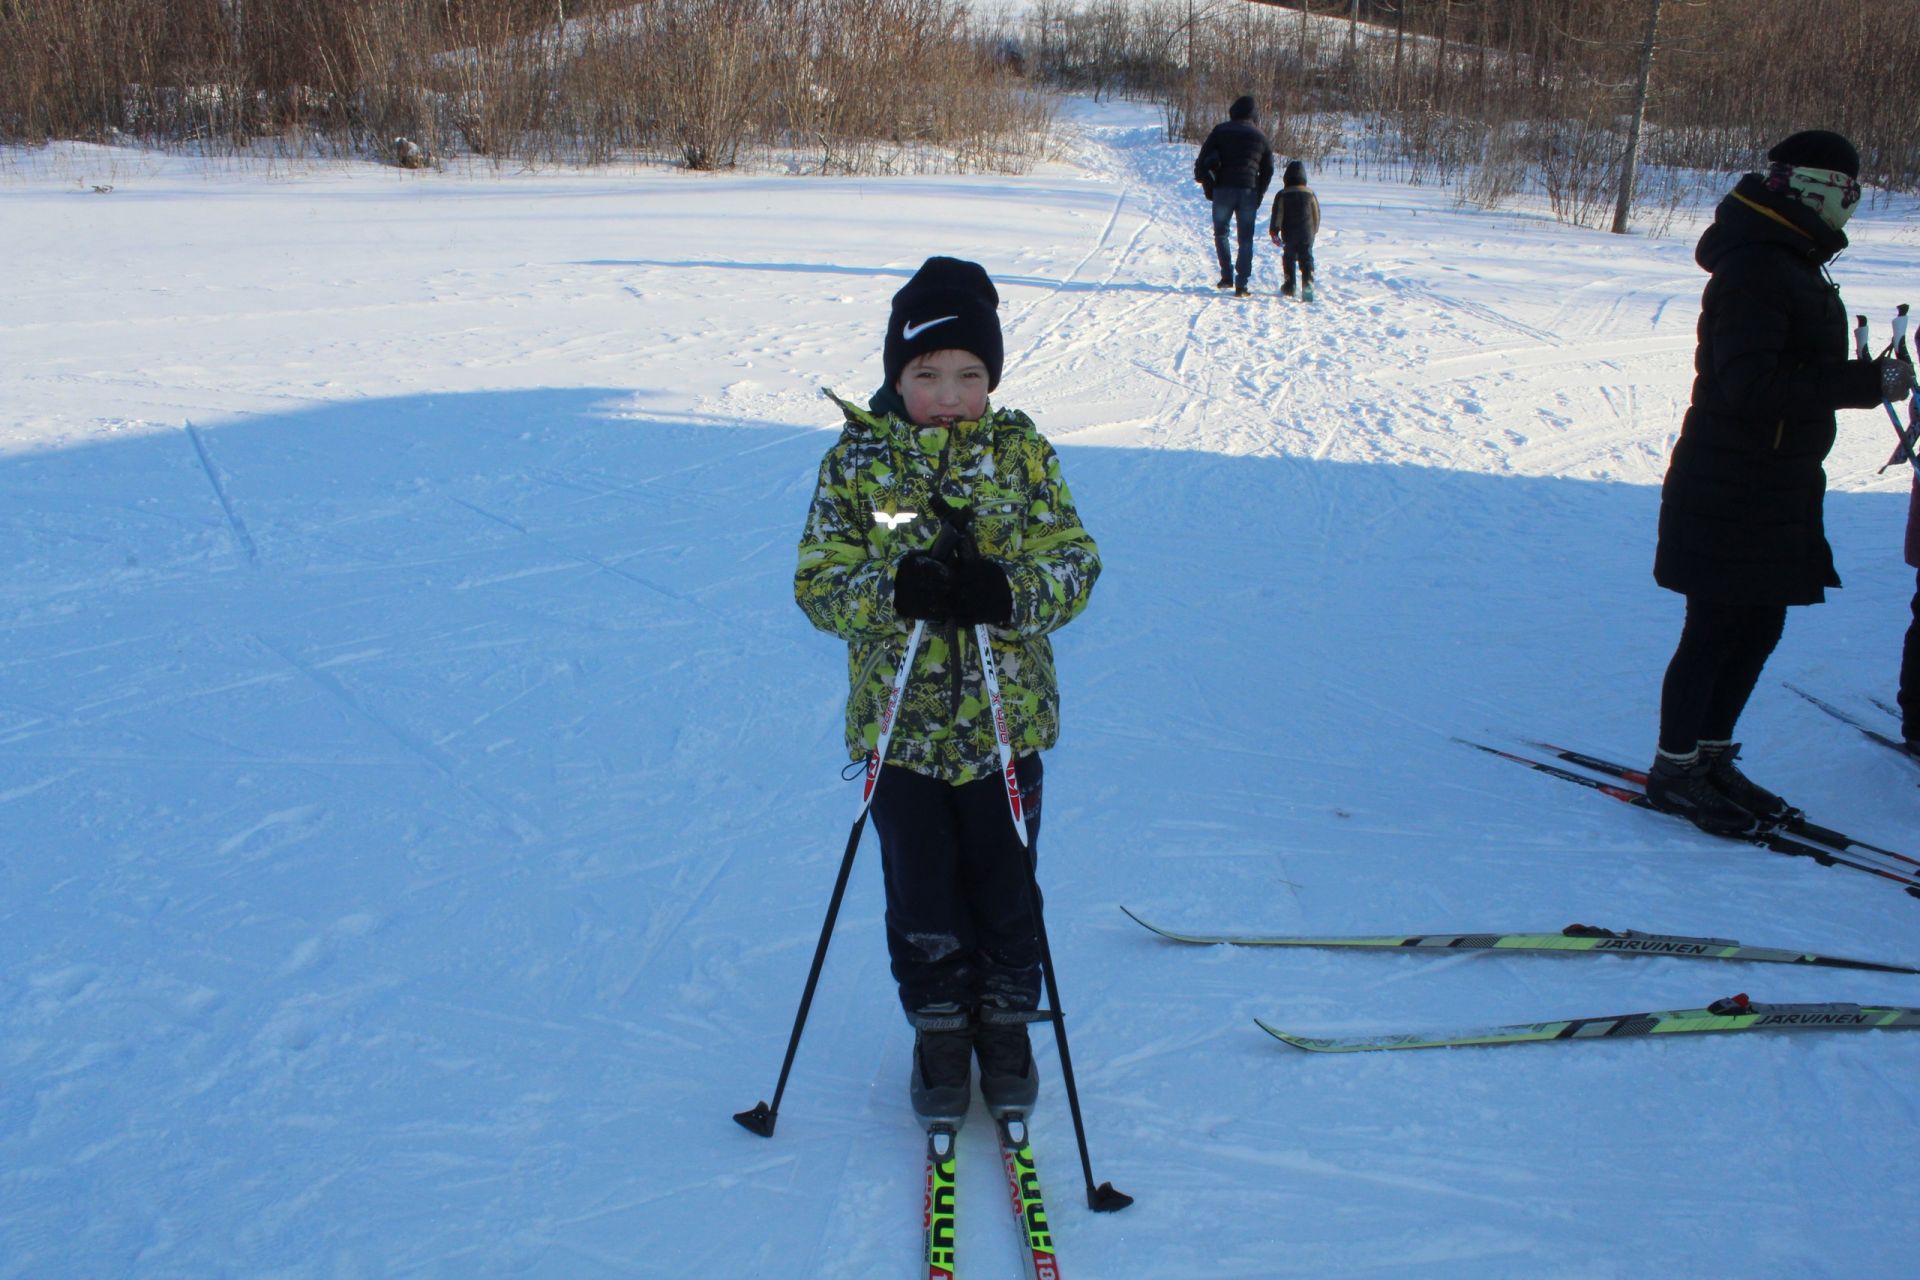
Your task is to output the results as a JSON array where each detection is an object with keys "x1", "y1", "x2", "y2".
[
  {"x1": 794, "y1": 256, "x2": 1102, "y2": 1128},
  {"x1": 1268, "y1": 159, "x2": 1321, "y2": 300}
]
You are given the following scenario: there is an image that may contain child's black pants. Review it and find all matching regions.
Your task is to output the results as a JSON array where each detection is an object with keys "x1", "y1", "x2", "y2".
[{"x1": 871, "y1": 753, "x2": 1044, "y2": 1024}]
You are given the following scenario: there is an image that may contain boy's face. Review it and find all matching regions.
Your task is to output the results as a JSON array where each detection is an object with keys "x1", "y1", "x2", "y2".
[{"x1": 897, "y1": 349, "x2": 989, "y2": 426}]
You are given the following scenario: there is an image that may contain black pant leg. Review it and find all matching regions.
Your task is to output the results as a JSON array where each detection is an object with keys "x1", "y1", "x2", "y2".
[
  {"x1": 1658, "y1": 597, "x2": 1788, "y2": 753},
  {"x1": 952, "y1": 754, "x2": 1044, "y2": 1017},
  {"x1": 1699, "y1": 604, "x2": 1786, "y2": 741},
  {"x1": 872, "y1": 767, "x2": 973, "y2": 1019}
]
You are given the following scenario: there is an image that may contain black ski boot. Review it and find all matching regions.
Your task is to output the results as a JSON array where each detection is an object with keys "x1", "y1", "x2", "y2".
[
  {"x1": 1698, "y1": 741, "x2": 1795, "y2": 828},
  {"x1": 1644, "y1": 749, "x2": 1761, "y2": 836},
  {"x1": 974, "y1": 1015, "x2": 1038, "y2": 1118},
  {"x1": 909, "y1": 1019, "x2": 974, "y2": 1130}
]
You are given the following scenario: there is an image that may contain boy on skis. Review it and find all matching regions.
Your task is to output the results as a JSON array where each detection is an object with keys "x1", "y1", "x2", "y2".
[
  {"x1": 794, "y1": 256, "x2": 1102, "y2": 1128},
  {"x1": 1267, "y1": 159, "x2": 1321, "y2": 300}
]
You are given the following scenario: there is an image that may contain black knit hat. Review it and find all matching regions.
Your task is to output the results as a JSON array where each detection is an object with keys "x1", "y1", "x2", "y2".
[
  {"x1": 1767, "y1": 130, "x2": 1860, "y2": 179},
  {"x1": 1283, "y1": 159, "x2": 1308, "y2": 186},
  {"x1": 1229, "y1": 95, "x2": 1257, "y2": 122},
  {"x1": 883, "y1": 256, "x2": 1004, "y2": 392}
]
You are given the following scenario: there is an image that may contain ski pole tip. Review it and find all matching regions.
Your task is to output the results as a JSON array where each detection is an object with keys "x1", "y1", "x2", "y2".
[
  {"x1": 733, "y1": 1103, "x2": 778, "y2": 1137},
  {"x1": 1089, "y1": 1182, "x2": 1134, "y2": 1213}
]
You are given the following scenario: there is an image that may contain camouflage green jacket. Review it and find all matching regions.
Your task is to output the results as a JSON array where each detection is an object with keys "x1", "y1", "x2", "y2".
[{"x1": 795, "y1": 390, "x2": 1101, "y2": 785}]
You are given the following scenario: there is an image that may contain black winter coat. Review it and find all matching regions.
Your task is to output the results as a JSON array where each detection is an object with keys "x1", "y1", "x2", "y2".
[
  {"x1": 1653, "y1": 173, "x2": 1883, "y2": 606},
  {"x1": 1268, "y1": 185, "x2": 1320, "y2": 246},
  {"x1": 1193, "y1": 120, "x2": 1274, "y2": 197}
]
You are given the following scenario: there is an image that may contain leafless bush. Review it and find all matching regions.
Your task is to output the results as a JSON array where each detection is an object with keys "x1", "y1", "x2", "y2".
[{"x1": 1, "y1": 0, "x2": 1048, "y2": 176}]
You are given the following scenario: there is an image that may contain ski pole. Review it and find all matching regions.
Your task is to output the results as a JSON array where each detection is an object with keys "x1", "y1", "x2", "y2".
[
  {"x1": 1022, "y1": 871, "x2": 1134, "y2": 1212},
  {"x1": 976, "y1": 623, "x2": 1029, "y2": 849},
  {"x1": 1876, "y1": 306, "x2": 1920, "y2": 473},
  {"x1": 975, "y1": 618, "x2": 1132, "y2": 1212},
  {"x1": 734, "y1": 617, "x2": 927, "y2": 1138}
]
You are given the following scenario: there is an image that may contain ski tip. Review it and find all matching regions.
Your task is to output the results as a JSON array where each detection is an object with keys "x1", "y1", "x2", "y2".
[
  {"x1": 1089, "y1": 1182, "x2": 1134, "y2": 1213},
  {"x1": 1253, "y1": 1017, "x2": 1308, "y2": 1046},
  {"x1": 732, "y1": 1103, "x2": 777, "y2": 1137},
  {"x1": 1254, "y1": 1018, "x2": 1350, "y2": 1051}
]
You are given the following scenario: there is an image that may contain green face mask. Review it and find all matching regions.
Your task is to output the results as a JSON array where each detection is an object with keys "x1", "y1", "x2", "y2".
[{"x1": 1769, "y1": 162, "x2": 1862, "y2": 231}]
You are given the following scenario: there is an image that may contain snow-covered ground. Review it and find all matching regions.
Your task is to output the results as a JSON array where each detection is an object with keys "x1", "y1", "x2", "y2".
[{"x1": 5, "y1": 97, "x2": 1919, "y2": 1278}]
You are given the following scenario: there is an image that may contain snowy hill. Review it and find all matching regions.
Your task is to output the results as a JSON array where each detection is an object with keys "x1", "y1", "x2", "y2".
[{"x1": 5, "y1": 97, "x2": 1919, "y2": 1278}]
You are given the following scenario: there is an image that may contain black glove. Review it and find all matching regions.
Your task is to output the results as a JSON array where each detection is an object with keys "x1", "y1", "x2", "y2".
[
  {"x1": 1201, "y1": 181, "x2": 1215, "y2": 201},
  {"x1": 1879, "y1": 356, "x2": 1917, "y2": 401},
  {"x1": 893, "y1": 552, "x2": 953, "y2": 621},
  {"x1": 950, "y1": 557, "x2": 1013, "y2": 627}
]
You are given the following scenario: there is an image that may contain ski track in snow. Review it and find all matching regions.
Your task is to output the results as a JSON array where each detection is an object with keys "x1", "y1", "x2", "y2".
[{"x1": 4, "y1": 100, "x2": 1920, "y2": 1277}]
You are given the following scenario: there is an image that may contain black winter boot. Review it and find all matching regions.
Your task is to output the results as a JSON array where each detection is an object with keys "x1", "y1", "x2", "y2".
[
  {"x1": 974, "y1": 1016, "x2": 1038, "y2": 1118},
  {"x1": 909, "y1": 1019, "x2": 974, "y2": 1130},
  {"x1": 1644, "y1": 749, "x2": 1761, "y2": 836},
  {"x1": 1698, "y1": 741, "x2": 1795, "y2": 827}
]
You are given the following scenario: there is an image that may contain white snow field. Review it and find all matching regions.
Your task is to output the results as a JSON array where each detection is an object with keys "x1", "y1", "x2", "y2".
[{"x1": 5, "y1": 96, "x2": 1919, "y2": 1278}]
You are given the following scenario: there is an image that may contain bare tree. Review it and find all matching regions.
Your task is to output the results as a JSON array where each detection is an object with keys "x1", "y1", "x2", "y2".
[{"x1": 1611, "y1": 0, "x2": 1662, "y2": 234}]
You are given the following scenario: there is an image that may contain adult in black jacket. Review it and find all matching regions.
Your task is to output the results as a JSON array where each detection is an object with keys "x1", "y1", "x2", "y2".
[
  {"x1": 1193, "y1": 96, "x2": 1274, "y2": 296},
  {"x1": 1646, "y1": 129, "x2": 1917, "y2": 833}
]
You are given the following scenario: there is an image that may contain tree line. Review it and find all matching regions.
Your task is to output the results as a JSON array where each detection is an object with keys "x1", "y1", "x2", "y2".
[
  {"x1": 4, "y1": 0, "x2": 1913, "y2": 229},
  {"x1": 0, "y1": 0, "x2": 1047, "y2": 173},
  {"x1": 1039, "y1": 0, "x2": 1919, "y2": 226}
]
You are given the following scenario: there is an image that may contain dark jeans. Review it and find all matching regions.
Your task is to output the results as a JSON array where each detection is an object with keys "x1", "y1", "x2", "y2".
[
  {"x1": 870, "y1": 754, "x2": 1044, "y2": 1023},
  {"x1": 1900, "y1": 566, "x2": 1920, "y2": 741},
  {"x1": 1658, "y1": 596, "x2": 1788, "y2": 755},
  {"x1": 1282, "y1": 240, "x2": 1315, "y2": 286},
  {"x1": 1211, "y1": 186, "x2": 1258, "y2": 287}
]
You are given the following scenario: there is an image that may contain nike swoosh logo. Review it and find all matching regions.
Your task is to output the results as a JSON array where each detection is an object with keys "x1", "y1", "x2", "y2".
[{"x1": 902, "y1": 316, "x2": 958, "y2": 340}]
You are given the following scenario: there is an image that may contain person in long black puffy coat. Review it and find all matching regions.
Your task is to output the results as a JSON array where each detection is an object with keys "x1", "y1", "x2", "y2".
[{"x1": 1646, "y1": 129, "x2": 1916, "y2": 832}]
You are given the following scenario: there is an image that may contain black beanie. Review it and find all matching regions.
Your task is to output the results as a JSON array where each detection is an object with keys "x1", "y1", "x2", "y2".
[
  {"x1": 1229, "y1": 95, "x2": 1256, "y2": 122},
  {"x1": 1767, "y1": 129, "x2": 1860, "y2": 178},
  {"x1": 883, "y1": 256, "x2": 1004, "y2": 392},
  {"x1": 1283, "y1": 159, "x2": 1307, "y2": 187}
]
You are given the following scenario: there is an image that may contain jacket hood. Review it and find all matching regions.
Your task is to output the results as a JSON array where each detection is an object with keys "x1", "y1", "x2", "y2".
[
  {"x1": 1228, "y1": 95, "x2": 1256, "y2": 122},
  {"x1": 1696, "y1": 172, "x2": 1848, "y2": 272},
  {"x1": 1283, "y1": 159, "x2": 1307, "y2": 187}
]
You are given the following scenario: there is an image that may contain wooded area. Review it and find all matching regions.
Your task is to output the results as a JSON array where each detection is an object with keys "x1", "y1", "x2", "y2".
[{"x1": 3, "y1": 0, "x2": 1912, "y2": 226}]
